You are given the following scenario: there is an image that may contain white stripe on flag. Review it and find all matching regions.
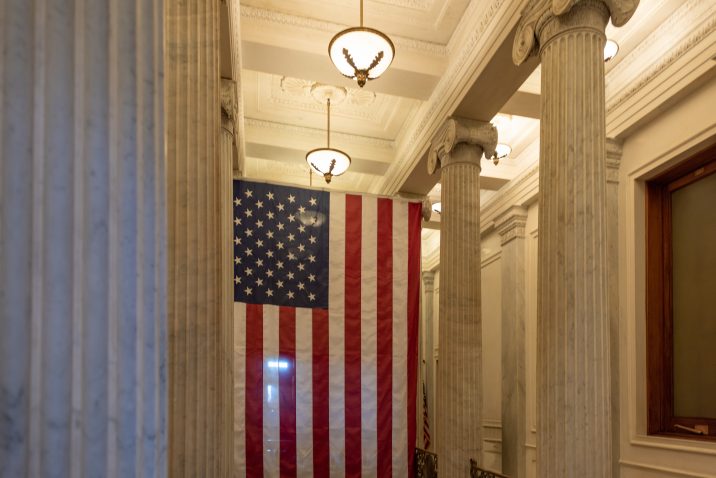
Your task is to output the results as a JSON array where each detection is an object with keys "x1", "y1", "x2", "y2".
[
  {"x1": 295, "y1": 307, "x2": 314, "y2": 476},
  {"x1": 361, "y1": 196, "x2": 378, "y2": 476},
  {"x1": 234, "y1": 303, "x2": 247, "y2": 478},
  {"x1": 328, "y1": 192, "x2": 346, "y2": 478},
  {"x1": 264, "y1": 305, "x2": 280, "y2": 478},
  {"x1": 392, "y1": 200, "x2": 409, "y2": 476}
]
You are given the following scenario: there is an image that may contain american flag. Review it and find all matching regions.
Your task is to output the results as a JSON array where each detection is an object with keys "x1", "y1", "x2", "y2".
[{"x1": 233, "y1": 179, "x2": 421, "y2": 477}]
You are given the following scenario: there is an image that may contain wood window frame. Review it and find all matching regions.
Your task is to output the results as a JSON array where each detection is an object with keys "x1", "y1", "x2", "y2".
[{"x1": 645, "y1": 143, "x2": 716, "y2": 440}]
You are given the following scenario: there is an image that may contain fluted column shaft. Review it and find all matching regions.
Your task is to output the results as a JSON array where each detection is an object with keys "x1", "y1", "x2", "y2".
[
  {"x1": 536, "y1": 2, "x2": 611, "y2": 476},
  {"x1": 221, "y1": 78, "x2": 238, "y2": 475},
  {"x1": 438, "y1": 147, "x2": 483, "y2": 476},
  {"x1": 496, "y1": 207, "x2": 528, "y2": 478},
  {"x1": 421, "y1": 271, "x2": 436, "y2": 450},
  {"x1": 430, "y1": 118, "x2": 497, "y2": 476},
  {"x1": 165, "y1": 1, "x2": 233, "y2": 476},
  {"x1": 513, "y1": 2, "x2": 638, "y2": 475},
  {"x1": 0, "y1": 1, "x2": 166, "y2": 476}
]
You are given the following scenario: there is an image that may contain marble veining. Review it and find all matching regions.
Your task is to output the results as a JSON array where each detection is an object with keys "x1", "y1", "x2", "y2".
[{"x1": 0, "y1": 0, "x2": 167, "y2": 476}]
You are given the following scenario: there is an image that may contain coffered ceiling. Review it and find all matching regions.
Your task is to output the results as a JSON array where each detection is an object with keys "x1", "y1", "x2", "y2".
[
  {"x1": 232, "y1": 0, "x2": 532, "y2": 194},
  {"x1": 228, "y1": 0, "x2": 714, "y2": 212}
]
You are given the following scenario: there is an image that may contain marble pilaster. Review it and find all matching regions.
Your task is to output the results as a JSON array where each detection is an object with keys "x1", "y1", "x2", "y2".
[
  {"x1": 421, "y1": 271, "x2": 437, "y2": 450},
  {"x1": 429, "y1": 117, "x2": 497, "y2": 476},
  {"x1": 513, "y1": 1, "x2": 638, "y2": 476},
  {"x1": 495, "y1": 207, "x2": 528, "y2": 478},
  {"x1": 606, "y1": 138, "x2": 623, "y2": 478},
  {"x1": 0, "y1": 1, "x2": 166, "y2": 476},
  {"x1": 166, "y1": 1, "x2": 233, "y2": 476}
]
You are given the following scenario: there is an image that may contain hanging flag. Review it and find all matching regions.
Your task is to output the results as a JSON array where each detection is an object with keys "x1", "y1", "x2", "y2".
[
  {"x1": 422, "y1": 383, "x2": 431, "y2": 450},
  {"x1": 233, "y1": 179, "x2": 421, "y2": 478}
]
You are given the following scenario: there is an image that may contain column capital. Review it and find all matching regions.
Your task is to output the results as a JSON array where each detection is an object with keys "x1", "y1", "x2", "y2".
[
  {"x1": 221, "y1": 79, "x2": 238, "y2": 130},
  {"x1": 494, "y1": 206, "x2": 528, "y2": 245},
  {"x1": 427, "y1": 117, "x2": 497, "y2": 174},
  {"x1": 513, "y1": 0, "x2": 639, "y2": 65},
  {"x1": 422, "y1": 270, "x2": 436, "y2": 290},
  {"x1": 606, "y1": 137, "x2": 623, "y2": 184}
]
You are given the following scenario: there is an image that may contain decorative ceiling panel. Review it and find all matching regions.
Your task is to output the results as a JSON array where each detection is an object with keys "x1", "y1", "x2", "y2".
[{"x1": 243, "y1": 70, "x2": 422, "y2": 140}]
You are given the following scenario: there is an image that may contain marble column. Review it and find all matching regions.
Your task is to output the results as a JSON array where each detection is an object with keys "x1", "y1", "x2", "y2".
[
  {"x1": 495, "y1": 207, "x2": 528, "y2": 478},
  {"x1": 165, "y1": 1, "x2": 233, "y2": 476},
  {"x1": 422, "y1": 270, "x2": 437, "y2": 450},
  {"x1": 221, "y1": 77, "x2": 239, "y2": 478},
  {"x1": 428, "y1": 118, "x2": 497, "y2": 476},
  {"x1": 0, "y1": 1, "x2": 166, "y2": 477},
  {"x1": 513, "y1": 1, "x2": 638, "y2": 476},
  {"x1": 606, "y1": 138, "x2": 623, "y2": 478}
]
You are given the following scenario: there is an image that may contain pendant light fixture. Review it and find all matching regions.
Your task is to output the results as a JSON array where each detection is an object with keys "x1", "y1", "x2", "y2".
[
  {"x1": 329, "y1": 0, "x2": 395, "y2": 87},
  {"x1": 604, "y1": 39, "x2": 619, "y2": 62},
  {"x1": 305, "y1": 95, "x2": 351, "y2": 184}
]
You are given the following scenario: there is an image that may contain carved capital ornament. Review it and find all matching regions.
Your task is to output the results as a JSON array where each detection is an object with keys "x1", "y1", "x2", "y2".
[
  {"x1": 427, "y1": 118, "x2": 498, "y2": 174},
  {"x1": 221, "y1": 79, "x2": 238, "y2": 129},
  {"x1": 512, "y1": 0, "x2": 639, "y2": 65}
]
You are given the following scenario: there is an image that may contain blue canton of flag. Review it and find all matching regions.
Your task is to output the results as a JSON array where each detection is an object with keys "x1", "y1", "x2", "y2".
[{"x1": 233, "y1": 180, "x2": 330, "y2": 308}]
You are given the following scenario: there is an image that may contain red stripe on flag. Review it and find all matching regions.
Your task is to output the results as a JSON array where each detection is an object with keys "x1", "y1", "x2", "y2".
[
  {"x1": 407, "y1": 202, "x2": 421, "y2": 477},
  {"x1": 377, "y1": 198, "x2": 394, "y2": 478},
  {"x1": 245, "y1": 304, "x2": 264, "y2": 478},
  {"x1": 312, "y1": 308, "x2": 330, "y2": 478},
  {"x1": 344, "y1": 194, "x2": 363, "y2": 477},
  {"x1": 279, "y1": 307, "x2": 297, "y2": 477}
]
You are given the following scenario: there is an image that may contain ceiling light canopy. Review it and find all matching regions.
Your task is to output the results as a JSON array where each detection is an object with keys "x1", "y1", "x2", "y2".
[
  {"x1": 604, "y1": 39, "x2": 619, "y2": 62},
  {"x1": 329, "y1": 0, "x2": 395, "y2": 87},
  {"x1": 305, "y1": 88, "x2": 351, "y2": 184}
]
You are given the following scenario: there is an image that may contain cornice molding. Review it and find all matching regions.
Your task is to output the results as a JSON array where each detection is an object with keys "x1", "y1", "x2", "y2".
[
  {"x1": 244, "y1": 118, "x2": 396, "y2": 150},
  {"x1": 605, "y1": 0, "x2": 716, "y2": 114},
  {"x1": 379, "y1": 0, "x2": 511, "y2": 195},
  {"x1": 240, "y1": 5, "x2": 448, "y2": 56}
]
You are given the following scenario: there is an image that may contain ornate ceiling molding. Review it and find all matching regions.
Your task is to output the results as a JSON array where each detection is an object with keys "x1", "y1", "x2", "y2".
[
  {"x1": 378, "y1": 0, "x2": 508, "y2": 194},
  {"x1": 244, "y1": 118, "x2": 396, "y2": 150},
  {"x1": 278, "y1": 76, "x2": 376, "y2": 110},
  {"x1": 605, "y1": 0, "x2": 716, "y2": 114},
  {"x1": 240, "y1": 5, "x2": 448, "y2": 56}
]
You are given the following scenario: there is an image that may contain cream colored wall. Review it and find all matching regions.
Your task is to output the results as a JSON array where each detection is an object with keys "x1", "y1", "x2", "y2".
[{"x1": 617, "y1": 75, "x2": 716, "y2": 478}]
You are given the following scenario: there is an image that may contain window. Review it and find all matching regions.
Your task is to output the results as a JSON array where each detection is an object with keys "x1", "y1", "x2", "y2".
[{"x1": 646, "y1": 143, "x2": 716, "y2": 440}]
